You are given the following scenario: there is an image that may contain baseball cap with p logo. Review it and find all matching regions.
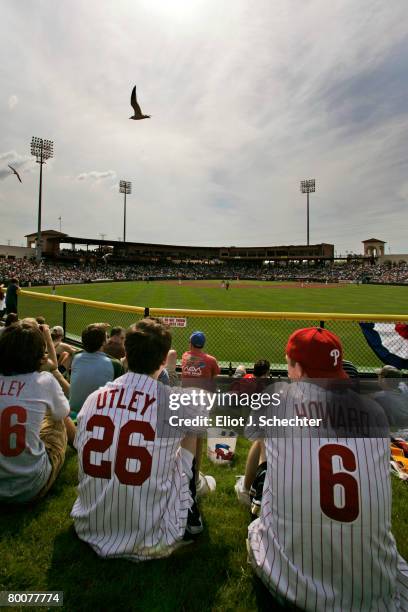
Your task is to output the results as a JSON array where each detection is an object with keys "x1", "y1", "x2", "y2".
[{"x1": 286, "y1": 327, "x2": 348, "y2": 379}]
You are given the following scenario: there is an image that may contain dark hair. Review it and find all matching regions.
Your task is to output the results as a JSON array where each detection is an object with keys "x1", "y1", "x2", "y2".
[
  {"x1": 36, "y1": 316, "x2": 46, "y2": 325},
  {"x1": 10, "y1": 278, "x2": 18, "y2": 285},
  {"x1": 253, "y1": 359, "x2": 270, "y2": 377},
  {"x1": 4, "y1": 313, "x2": 18, "y2": 327},
  {"x1": 82, "y1": 323, "x2": 108, "y2": 353},
  {"x1": 0, "y1": 322, "x2": 45, "y2": 375},
  {"x1": 125, "y1": 319, "x2": 171, "y2": 374},
  {"x1": 110, "y1": 326, "x2": 125, "y2": 338}
]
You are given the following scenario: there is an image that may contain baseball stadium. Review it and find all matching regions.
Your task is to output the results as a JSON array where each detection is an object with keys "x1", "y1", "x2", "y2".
[
  {"x1": 1, "y1": 230, "x2": 408, "y2": 610},
  {"x1": 2, "y1": 2, "x2": 408, "y2": 611}
]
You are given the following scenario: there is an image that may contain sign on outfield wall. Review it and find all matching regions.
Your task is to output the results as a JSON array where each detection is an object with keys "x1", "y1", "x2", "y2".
[{"x1": 160, "y1": 317, "x2": 187, "y2": 328}]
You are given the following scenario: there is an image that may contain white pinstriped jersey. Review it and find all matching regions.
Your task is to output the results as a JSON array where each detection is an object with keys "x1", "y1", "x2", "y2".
[
  {"x1": 71, "y1": 373, "x2": 198, "y2": 561},
  {"x1": 0, "y1": 372, "x2": 70, "y2": 502},
  {"x1": 248, "y1": 381, "x2": 408, "y2": 611}
]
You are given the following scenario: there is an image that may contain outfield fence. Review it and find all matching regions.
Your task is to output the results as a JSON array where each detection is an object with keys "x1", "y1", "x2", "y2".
[{"x1": 19, "y1": 289, "x2": 408, "y2": 374}]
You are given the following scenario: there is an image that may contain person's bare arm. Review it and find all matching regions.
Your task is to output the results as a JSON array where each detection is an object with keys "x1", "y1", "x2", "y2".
[
  {"x1": 59, "y1": 341, "x2": 77, "y2": 354},
  {"x1": 165, "y1": 349, "x2": 179, "y2": 386},
  {"x1": 51, "y1": 368, "x2": 70, "y2": 398},
  {"x1": 42, "y1": 325, "x2": 59, "y2": 371},
  {"x1": 64, "y1": 416, "x2": 76, "y2": 446}
]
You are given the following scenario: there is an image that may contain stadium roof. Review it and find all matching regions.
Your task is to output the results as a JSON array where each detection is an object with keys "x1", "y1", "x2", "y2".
[
  {"x1": 25, "y1": 230, "x2": 68, "y2": 238},
  {"x1": 28, "y1": 232, "x2": 333, "y2": 251}
]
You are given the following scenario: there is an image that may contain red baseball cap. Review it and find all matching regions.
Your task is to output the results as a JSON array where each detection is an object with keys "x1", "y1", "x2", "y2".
[{"x1": 286, "y1": 327, "x2": 348, "y2": 379}]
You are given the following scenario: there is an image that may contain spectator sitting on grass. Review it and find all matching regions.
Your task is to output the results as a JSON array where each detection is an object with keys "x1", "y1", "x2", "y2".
[
  {"x1": 51, "y1": 325, "x2": 78, "y2": 373},
  {"x1": 239, "y1": 327, "x2": 408, "y2": 610},
  {"x1": 243, "y1": 359, "x2": 271, "y2": 380},
  {"x1": 0, "y1": 322, "x2": 76, "y2": 503},
  {"x1": 231, "y1": 360, "x2": 271, "y2": 392},
  {"x1": 69, "y1": 323, "x2": 124, "y2": 417},
  {"x1": 103, "y1": 325, "x2": 126, "y2": 360},
  {"x1": 71, "y1": 319, "x2": 216, "y2": 559},
  {"x1": 233, "y1": 364, "x2": 246, "y2": 378}
]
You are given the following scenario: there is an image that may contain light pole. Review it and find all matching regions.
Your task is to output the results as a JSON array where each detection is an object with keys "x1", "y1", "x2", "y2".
[
  {"x1": 31, "y1": 137, "x2": 54, "y2": 261},
  {"x1": 119, "y1": 180, "x2": 132, "y2": 242},
  {"x1": 300, "y1": 179, "x2": 316, "y2": 246}
]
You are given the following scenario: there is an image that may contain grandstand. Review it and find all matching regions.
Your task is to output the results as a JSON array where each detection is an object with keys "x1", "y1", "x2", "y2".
[
  {"x1": 24, "y1": 229, "x2": 334, "y2": 263},
  {"x1": 2, "y1": 232, "x2": 408, "y2": 286}
]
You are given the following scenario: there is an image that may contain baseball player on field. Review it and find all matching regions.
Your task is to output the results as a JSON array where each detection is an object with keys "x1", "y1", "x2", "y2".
[
  {"x1": 71, "y1": 318, "x2": 215, "y2": 561},
  {"x1": 239, "y1": 327, "x2": 408, "y2": 610}
]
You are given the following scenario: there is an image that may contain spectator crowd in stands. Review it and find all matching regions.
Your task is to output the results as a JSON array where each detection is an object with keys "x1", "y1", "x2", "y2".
[{"x1": 1, "y1": 257, "x2": 408, "y2": 287}]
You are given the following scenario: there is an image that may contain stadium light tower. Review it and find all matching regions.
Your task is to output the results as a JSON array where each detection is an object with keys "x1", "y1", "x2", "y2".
[
  {"x1": 31, "y1": 137, "x2": 54, "y2": 261},
  {"x1": 300, "y1": 179, "x2": 316, "y2": 246},
  {"x1": 119, "y1": 180, "x2": 132, "y2": 242}
]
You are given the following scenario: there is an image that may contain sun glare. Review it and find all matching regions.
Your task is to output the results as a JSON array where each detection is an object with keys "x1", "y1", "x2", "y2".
[{"x1": 141, "y1": 0, "x2": 207, "y2": 21}]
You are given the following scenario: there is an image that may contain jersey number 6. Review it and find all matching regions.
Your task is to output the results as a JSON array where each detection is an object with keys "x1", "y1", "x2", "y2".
[
  {"x1": 0, "y1": 406, "x2": 27, "y2": 456},
  {"x1": 319, "y1": 443, "x2": 360, "y2": 523},
  {"x1": 82, "y1": 414, "x2": 155, "y2": 486}
]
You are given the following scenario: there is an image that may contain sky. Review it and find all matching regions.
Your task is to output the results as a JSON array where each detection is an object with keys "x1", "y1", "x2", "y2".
[{"x1": 1, "y1": 0, "x2": 408, "y2": 255}]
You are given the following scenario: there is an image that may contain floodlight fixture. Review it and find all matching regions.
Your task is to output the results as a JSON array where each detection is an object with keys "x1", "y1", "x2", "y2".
[
  {"x1": 300, "y1": 179, "x2": 315, "y2": 194},
  {"x1": 300, "y1": 178, "x2": 316, "y2": 245},
  {"x1": 119, "y1": 180, "x2": 132, "y2": 194},
  {"x1": 30, "y1": 136, "x2": 54, "y2": 261},
  {"x1": 119, "y1": 180, "x2": 132, "y2": 242},
  {"x1": 31, "y1": 137, "x2": 54, "y2": 162}
]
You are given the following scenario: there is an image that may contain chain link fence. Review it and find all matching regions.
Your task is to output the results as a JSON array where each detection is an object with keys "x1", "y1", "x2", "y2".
[
  {"x1": 19, "y1": 290, "x2": 408, "y2": 374},
  {"x1": 18, "y1": 291, "x2": 145, "y2": 343}
]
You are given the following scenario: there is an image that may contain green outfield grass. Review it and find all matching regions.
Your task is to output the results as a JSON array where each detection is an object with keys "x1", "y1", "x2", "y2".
[
  {"x1": 3, "y1": 280, "x2": 408, "y2": 611},
  {"x1": 1, "y1": 439, "x2": 408, "y2": 612},
  {"x1": 20, "y1": 280, "x2": 408, "y2": 371}
]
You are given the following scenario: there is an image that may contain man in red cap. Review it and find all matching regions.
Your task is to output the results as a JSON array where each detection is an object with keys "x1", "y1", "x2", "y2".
[
  {"x1": 285, "y1": 326, "x2": 348, "y2": 379},
  {"x1": 238, "y1": 327, "x2": 408, "y2": 609}
]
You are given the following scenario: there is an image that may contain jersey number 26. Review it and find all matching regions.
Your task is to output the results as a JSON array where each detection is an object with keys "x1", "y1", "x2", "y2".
[{"x1": 82, "y1": 414, "x2": 155, "y2": 486}]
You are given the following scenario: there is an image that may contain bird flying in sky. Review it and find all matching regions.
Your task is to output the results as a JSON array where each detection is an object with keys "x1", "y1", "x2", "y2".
[
  {"x1": 129, "y1": 86, "x2": 151, "y2": 120},
  {"x1": 8, "y1": 164, "x2": 22, "y2": 183}
]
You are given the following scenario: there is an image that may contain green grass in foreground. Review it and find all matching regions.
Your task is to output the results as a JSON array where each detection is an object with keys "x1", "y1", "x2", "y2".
[
  {"x1": 1, "y1": 440, "x2": 408, "y2": 612},
  {"x1": 20, "y1": 281, "x2": 408, "y2": 371}
]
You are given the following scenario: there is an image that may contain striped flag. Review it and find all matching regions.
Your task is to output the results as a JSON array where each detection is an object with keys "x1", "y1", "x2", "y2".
[{"x1": 360, "y1": 322, "x2": 408, "y2": 369}]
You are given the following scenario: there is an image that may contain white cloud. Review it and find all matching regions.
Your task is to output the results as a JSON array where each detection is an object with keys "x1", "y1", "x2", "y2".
[
  {"x1": 8, "y1": 94, "x2": 18, "y2": 110},
  {"x1": 0, "y1": 1, "x2": 408, "y2": 251},
  {"x1": 76, "y1": 170, "x2": 117, "y2": 181}
]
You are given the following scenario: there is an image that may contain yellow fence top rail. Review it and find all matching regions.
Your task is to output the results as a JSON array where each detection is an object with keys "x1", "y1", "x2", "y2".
[
  {"x1": 20, "y1": 290, "x2": 145, "y2": 315},
  {"x1": 20, "y1": 289, "x2": 408, "y2": 322}
]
